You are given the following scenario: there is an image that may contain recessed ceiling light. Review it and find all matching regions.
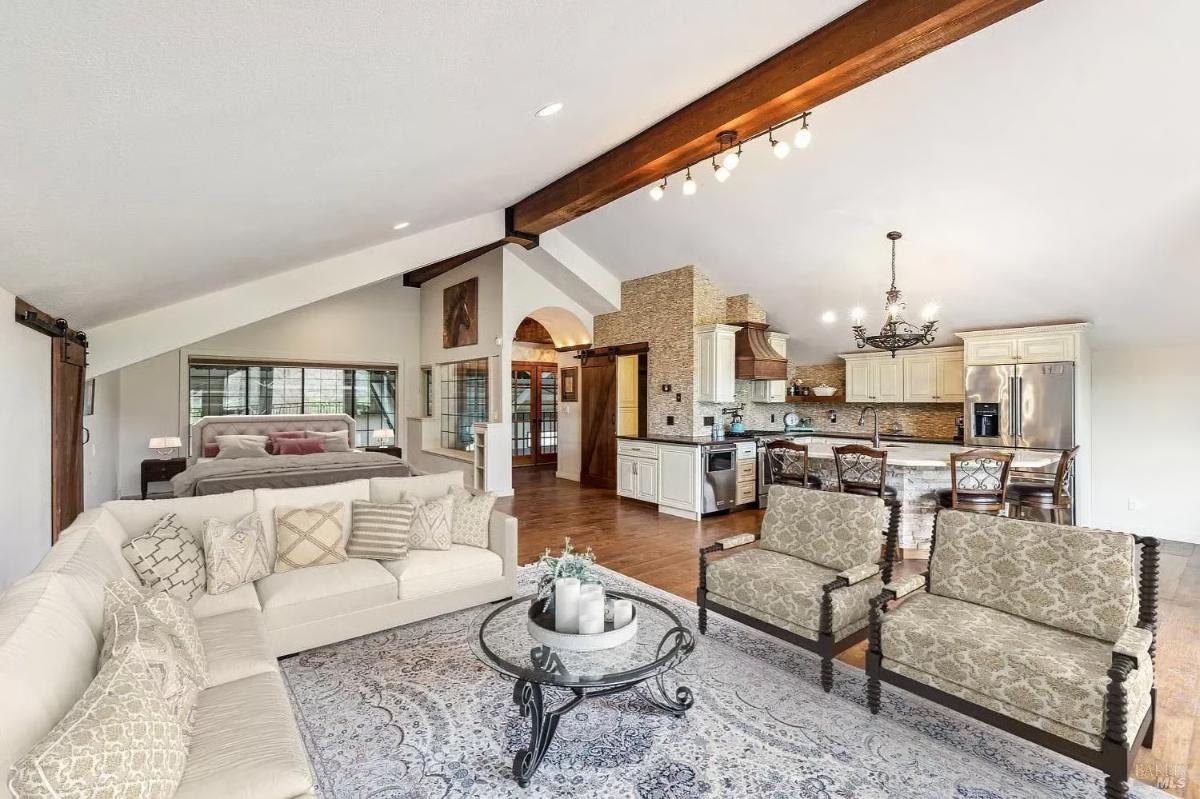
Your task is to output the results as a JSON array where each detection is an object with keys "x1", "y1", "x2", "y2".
[
  {"x1": 392, "y1": 222, "x2": 410, "y2": 231},
  {"x1": 821, "y1": 311, "x2": 837, "y2": 324},
  {"x1": 534, "y1": 102, "x2": 563, "y2": 118}
]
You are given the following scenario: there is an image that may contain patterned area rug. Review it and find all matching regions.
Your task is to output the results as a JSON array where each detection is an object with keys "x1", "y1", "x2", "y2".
[{"x1": 280, "y1": 565, "x2": 1170, "y2": 798}]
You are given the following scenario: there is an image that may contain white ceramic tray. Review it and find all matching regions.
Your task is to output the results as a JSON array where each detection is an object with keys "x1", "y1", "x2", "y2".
[{"x1": 526, "y1": 598, "x2": 638, "y2": 652}]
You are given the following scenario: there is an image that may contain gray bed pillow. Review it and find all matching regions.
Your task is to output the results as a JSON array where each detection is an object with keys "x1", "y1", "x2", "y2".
[
  {"x1": 214, "y1": 434, "x2": 270, "y2": 460},
  {"x1": 305, "y1": 430, "x2": 351, "y2": 453}
]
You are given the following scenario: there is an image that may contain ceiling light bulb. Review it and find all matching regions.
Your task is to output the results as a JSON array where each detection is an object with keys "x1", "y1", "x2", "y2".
[
  {"x1": 712, "y1": 159, "x2": 730, "y2": 183},
  {"x1": 887, "y1": 303, "x2": 902, "y2": 318},
  {"x1": 682, "y1": 168, "x2": 697, "y2": 196},
  {"x1": 821, "y1": 311, "x2": 837, "y2": 324},
  {"x1": 649, "y1": 182, "x2": 664, "y2": 201},
  {"x1": 534, "y1": 102, "x2": 563, "y2": 118},
  {"x1": 921, "y1": 303, "x2": 939, "y2": 321},
  {"x1": 722, "y1": 147, "x2": 740, "y2": 171},
  {"x1": 793, "y1": 124, "x2": 812, "y2": 149},
  {"x1": 772, "y1": 138, "x2": 790, "y2": 159},
  {"x1": 850, "y1": 307, "x2": 865, "y2": 323},
  {"x1": 392, "y1": 222, "x2": 410, "y2": 230}
]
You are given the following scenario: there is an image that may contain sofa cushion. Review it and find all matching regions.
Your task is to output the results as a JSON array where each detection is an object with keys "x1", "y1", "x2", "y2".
[
  {"x1": 254, "y1": 480, "x2": 368, "y2": 563},
  {"x1": 101, "y1": 583, "x2": 210, "y2": 691},
  {"x1": 122, "y1": 513, "x2": 208, "y2": 602},
  {"x1": 273, "y1": 502, "x2": 348, "y2": 572},
  {"x1": 0, "y1": 574, "x2": 100, "y2": 797},
  {"x1": 347, "y1": 499, "x2": 414, "y2": 560},
  {"x1": 104, "y1": 491, "x2": 255, "y2": 545},
  {"x1": 196, "y1": 609, "x2": 278, "y2": 686},
  {"x1": 408, "y1": 493, "x2": 454, "y2": 551},
  {"x1": 370, "y1": 471, "x2": 463, "y2": 504},
  {"x1": 930, "y1": 509, "x2": 1139, "y2": 642},
  {"x1": 104, "y1": 600, "x2": 204, "y2": 732},
  {"x1": 9, "y1": 647, "x2": 187, "y2": 799},
  {"x1": 174, "y1": 672, "x2": 313, "y2": 799},
  {"x1": 381, "y1": 544, "x2": 503, "y2": 600},
  {"x1": 705, "y1": 547, "x2": 881, "y2": 639},
  {"x1": 192, "y1": 582, "x2": 261, "y2": 619},
  {"x1": 760, "y1": 484, "x2": 886, "y2": 571},
  {"x1": 202, "y1": 512, "x2": 271, "y2": 594},
  {"x1": 880, "y1": 591, "x2": 1153, "y2": 745},
  {"x1": 254, "y1": 559, "x2": 397, "y2": 630},
  {"x1": 449, "y1": 486, "x2": 494, "y2": 548},
  {"x1": 33, "y1": 519, "x2": 132, "y2": 637}
]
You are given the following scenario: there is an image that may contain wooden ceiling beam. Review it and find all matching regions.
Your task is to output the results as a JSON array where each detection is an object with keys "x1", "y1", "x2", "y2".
[
  {"x1": 402, "y1": 240, "x2": 504, "y2": 287},
  {"x1": 507, "y1": 0, "x2": 1043, "y2": 235}
]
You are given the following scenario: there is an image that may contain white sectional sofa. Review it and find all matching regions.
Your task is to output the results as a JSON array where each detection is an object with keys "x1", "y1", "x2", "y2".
[{"x1": 0, "y1": 471, "x2": 517, "y2": 799}]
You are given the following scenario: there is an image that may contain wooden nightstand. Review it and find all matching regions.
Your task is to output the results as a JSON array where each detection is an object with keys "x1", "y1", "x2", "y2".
[
  {"x1": 141, "y1": 457, "x2": 187, "y2": 499},
  {"x1": 364, "y1": 446, "x2": 404, "y2": 459}
]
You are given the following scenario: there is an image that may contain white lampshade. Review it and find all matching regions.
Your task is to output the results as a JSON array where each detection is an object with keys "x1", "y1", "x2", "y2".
[
  {"x1": 373, "y1": 429, "x2": 395, "y2": 441},
  {"x1": 148, "y1": 436, "x2": 181, "y2": 450}
]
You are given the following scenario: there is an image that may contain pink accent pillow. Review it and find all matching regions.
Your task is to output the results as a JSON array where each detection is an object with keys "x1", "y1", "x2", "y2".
[
  {"x1": 203, "y1": 443, "x2": 219, "y2": 458},
  {"x1": 266, "y1": 430, "x2": 306, "y2": 454},
  {"x1": 276, "y1": 437, "x2": 326, "y2": 456}
]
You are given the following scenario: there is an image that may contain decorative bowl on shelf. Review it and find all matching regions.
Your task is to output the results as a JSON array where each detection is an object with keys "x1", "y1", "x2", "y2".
[
  {"x1": 811, "y1": 384, "x2": 837, "y2": 397},
  {"x1": 526, "y1": 597, "x2": 638, "y2": 652}
]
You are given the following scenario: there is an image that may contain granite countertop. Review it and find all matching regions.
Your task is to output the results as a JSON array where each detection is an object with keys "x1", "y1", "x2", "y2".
[
  {"x1": 617, "y1": 431, "x2": 961, "y2": 446},
  {"x1": 617, "y1": 434, "x2": 759, "y2": 445}
]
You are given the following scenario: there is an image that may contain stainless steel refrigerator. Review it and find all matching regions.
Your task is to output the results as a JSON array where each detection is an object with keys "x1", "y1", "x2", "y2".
[{"x1": 964, "y1": 361, "x2": 1075, "y2": 449}]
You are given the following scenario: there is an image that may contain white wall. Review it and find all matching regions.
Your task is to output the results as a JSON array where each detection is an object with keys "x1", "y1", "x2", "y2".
[
  {"x1": 0, "y1": 287, "x2": 52, "y2": 589},
  {"x1": 83, "y1": 369, "x2": 121, "y2": 506},
  {"x1": 1091, "y1": 345, "x2": 1200, "y2": 544},
  {"x1": 113, "y1": 278, "x2": 420, "y2": 498}
]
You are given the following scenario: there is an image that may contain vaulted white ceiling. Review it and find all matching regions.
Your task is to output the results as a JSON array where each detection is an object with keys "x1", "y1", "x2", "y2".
[
  {"x1": 0, "y1": 0, "x2": 857, "y2": 327},
  {"x1": 563, "y1": 0, "x2": 1200, "y2": 363}
]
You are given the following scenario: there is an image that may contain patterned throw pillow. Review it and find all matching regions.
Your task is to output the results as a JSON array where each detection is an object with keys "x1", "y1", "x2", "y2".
[
  {"x1": 102, "y1": 581, "x2": 210, "y2": 689},
  {"x1": 8, "y1": 648, "x2": 188, "y2": 798},
  {"x1": 408, "y1": 494, "x2": 454, "y2": 551},
  {"x1": 105, "y1": 602, "x2": 204, "y2": 732},
  {"x1": 274, "y1": 502, "x2": 348, "y2": 572},
  {"x1": 121, "y1": 514, "x2": 206, "y2": 602},
  {"x1": 449, "y1": 486, "x2": 494, "y2": 548},
  {"x1": 347, "y1": 499, "x2": 414, "y2": 560},
  {"x1": 201, "y1": 512, "x2": 270, "y2": 593}
]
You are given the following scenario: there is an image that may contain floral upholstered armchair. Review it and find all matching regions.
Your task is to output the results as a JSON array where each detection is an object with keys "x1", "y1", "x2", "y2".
[
  {"x1": 867, "y1": 509, "x2": 1158, "y2": 799},
  {"x1": 698, "y1": 483, "x2": 892, "y2": 692}
]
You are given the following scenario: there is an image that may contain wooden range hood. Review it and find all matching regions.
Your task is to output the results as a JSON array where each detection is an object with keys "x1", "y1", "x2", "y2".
[{"x1": 734, "y1": 321, "x2": 787, "y2": 380}]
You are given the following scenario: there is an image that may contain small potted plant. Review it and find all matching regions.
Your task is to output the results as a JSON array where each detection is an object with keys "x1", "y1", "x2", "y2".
[{"x1": 536, "y1": 537, "x2": 596, "y2": 610}]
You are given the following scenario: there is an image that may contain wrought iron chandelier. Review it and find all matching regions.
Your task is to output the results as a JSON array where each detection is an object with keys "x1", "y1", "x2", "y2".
[{"x1": 851, "y1": 231, "x2": 938, "y2": 357}]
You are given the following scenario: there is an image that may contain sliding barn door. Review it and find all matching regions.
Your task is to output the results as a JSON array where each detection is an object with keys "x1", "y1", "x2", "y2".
[
  {"x1": 580, "y1": 358, "x2": 617, "y2": 490},
  {"x1": 51, "y1": 337, "x2": 86, "y2": 541}
]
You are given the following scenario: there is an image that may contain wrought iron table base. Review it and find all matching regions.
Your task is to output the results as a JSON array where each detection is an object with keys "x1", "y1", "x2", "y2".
[{"x1": 511, "y1": 674, "x2": 694, "y2": 787}]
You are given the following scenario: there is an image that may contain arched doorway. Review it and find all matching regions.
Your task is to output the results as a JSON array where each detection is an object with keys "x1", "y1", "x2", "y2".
[{"x1": 511, "y1": 318, "x2": 558, "y2": 466}]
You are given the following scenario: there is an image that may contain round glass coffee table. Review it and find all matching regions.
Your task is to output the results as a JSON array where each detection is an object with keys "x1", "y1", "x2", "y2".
[{"x1": 469, "y1": 590, "x2": 695, "y2": 787}]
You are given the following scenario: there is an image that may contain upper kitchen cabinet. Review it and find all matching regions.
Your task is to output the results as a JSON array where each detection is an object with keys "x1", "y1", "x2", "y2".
[
  {"x1": 902, "y1": 348, "x2": 965, "y2": 403},
  {"x1": 695, "y1": 324, "x2": 739, "y2": 403},
  {"x1": 844, "y1": 354, "x2": 902, "y2": 402},
  {"x1": 843, "y1": 347, "x2": 963, "y2": 403},
  {"x1": 958, "y1": 323, "x2": 1091, "y2": 366},
  {"x1": 750, "y1": 331, "x2": 789, "y2": 403}
]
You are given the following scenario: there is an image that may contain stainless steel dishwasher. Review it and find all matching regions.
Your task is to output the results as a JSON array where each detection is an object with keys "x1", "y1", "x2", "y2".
[{"x1": 701, "y1": 442, "x2": 737, "y2": 513}]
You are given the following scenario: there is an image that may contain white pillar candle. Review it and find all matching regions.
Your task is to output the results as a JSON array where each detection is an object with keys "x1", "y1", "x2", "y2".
[
  {"x1": 554, "y1": 578, "x2": 580, "y2": 634},
  {"x1": 578, "y1": 610, "x2": 604, "y2": 635},
  {"x1": 612, "y1": 599, "x2": 633, "y2": 629},
  {"x1": 579, "y1": 593, "x2": 605, "y2": 632},
  {"x1": 580, "y1": 583, "x2": 604, "y2": 604}
]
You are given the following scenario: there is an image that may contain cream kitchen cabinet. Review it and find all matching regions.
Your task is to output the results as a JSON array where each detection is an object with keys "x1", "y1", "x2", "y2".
[
  {"x1": 903, "y1": 350, "x2": 964, "y2": 403},
  {"x1": 617, "y1": 455, "x2": 658, "y2": 503},
  {"x1": 959, "y1": 324, "x2": 1087, "y2": 366},
  {"x1": 845, "y1": 355, "x2": 903, "y2": 402},
  {"x1": 657, "y1": 443, "x2": 701, "y2": 518},
  {"x1": 751, "y1": 331, "x2": 789, "y2": 403},
  {"x1": 695, "y1": 324, "x2": 738, "y2": 403}
]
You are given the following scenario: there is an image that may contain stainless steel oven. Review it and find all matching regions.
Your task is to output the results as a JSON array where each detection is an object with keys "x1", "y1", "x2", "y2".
[{"x1": 701, "y1": 442, "x2": 737, "y2": 513}]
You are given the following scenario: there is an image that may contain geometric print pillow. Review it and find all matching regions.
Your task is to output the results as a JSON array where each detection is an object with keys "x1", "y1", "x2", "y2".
[
  {"x1": 273, "y1": 502, "x2": 347, "y2": 572},
  {"x1": 201, "y1": 512, "x2": 270, "y2": 593},
  {"x1": 407, "y1": 493, "x2": 453, "y2": 551},
  {"x1": 101, "y1": 581, "x2": 210, "y2": 691},
  {"x1": 8, "y1": 646, "x2": 188, "y2": 798},
  {"x1": 449, "y1": 486, "x2": 493, "y2": 548},
  {"x1": 121, "y1": 514, "x2": 206, "y2": 603}
]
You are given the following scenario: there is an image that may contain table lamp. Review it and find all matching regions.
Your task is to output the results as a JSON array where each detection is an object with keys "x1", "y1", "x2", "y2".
[
  {"x1": 372, "y1": 428, "x2": 395, "y2": 447},
  {"x1": 148, "y1": 436, "x2": 182, "y2": 459}
]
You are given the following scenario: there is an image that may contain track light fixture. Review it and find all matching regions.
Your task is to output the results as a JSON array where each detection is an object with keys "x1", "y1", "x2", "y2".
[{"x1": 645, "y1": 112, "x2": 814, "y2": 201}]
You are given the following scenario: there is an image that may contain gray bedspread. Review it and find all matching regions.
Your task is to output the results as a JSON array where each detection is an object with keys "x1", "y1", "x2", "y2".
[{"x1": 171, "y1": 451, "x2": 410, "y2": 496}]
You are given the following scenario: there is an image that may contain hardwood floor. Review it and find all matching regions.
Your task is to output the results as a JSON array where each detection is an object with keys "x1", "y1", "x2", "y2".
[{"x1": 498, "y1": 465, "x2": 1200, "y2": 798}]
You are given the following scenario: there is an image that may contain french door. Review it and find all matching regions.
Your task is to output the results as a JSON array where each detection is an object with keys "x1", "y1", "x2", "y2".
[{"x1": 512, "y1": 362, "x2": 558, "y2": 466}]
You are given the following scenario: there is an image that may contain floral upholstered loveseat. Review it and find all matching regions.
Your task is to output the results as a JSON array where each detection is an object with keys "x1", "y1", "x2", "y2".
[
  {"x1": 867, "y1": 509, "x2": 1158, "y2": 799},
  {"x1": 698, "y1": 484, "x2": 892, "y2": 691}
]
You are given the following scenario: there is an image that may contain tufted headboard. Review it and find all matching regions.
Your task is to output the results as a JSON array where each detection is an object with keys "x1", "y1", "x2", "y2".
[{"x1": 191, "y1": 414, "x2": 357, "y2": 459}]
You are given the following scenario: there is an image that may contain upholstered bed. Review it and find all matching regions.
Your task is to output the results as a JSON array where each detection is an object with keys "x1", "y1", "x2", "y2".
[{"x1": 173, "y1": 413, "x2": 410, "y2": 496}]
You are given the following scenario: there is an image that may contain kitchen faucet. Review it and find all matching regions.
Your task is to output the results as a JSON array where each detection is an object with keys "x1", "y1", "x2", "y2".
[{"x1": 859, "y1": 406, "x2": 881, "y2": 449}]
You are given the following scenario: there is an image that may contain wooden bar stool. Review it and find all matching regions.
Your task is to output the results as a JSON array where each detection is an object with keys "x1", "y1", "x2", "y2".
[
  {"x1": 833, "y1": 444, "x2": 900, "y2": 565},
  {"x1": 936, "y1": 449, "x2": 1014, "y2": 515},
  {"x1": 1006, "y1": 446, "x2": 1078, "y2": 524},
  {"x1": 764, "y1": 440, "x2": 822, "y2": 489}
]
